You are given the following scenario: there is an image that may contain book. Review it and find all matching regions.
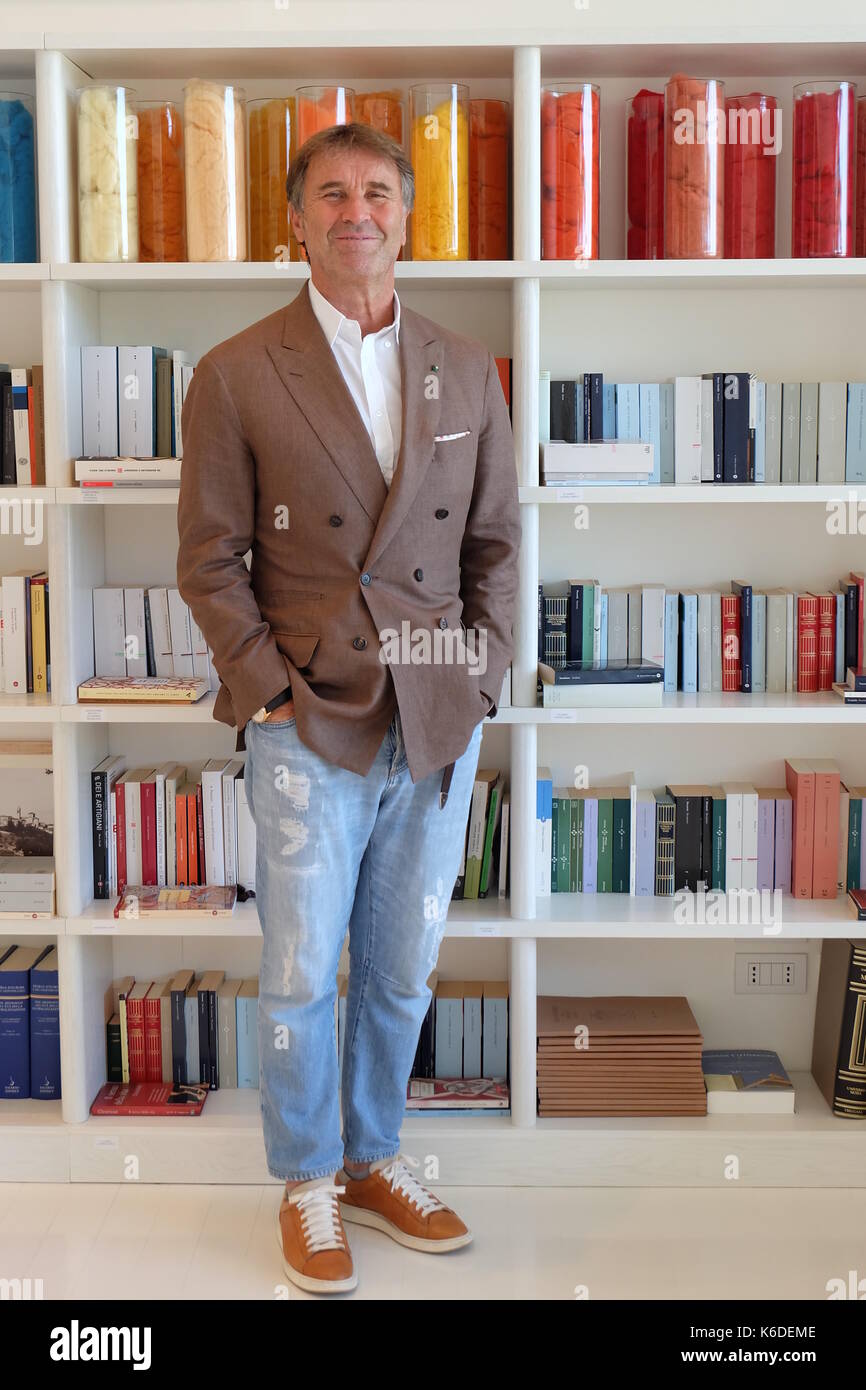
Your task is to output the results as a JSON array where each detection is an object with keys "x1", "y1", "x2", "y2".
[
  {"x1": 538, "y1": 658, "x2": 664, "y2": 685},
  {"x1": 113, "y1": 884, "x2": 238, "y2": 916},
  {"x1": 702, "y1": 1050, "x2": 795, "y2": 1113},
  {"x1": 811, "y1": 938, "x2": 866, "y2": 1117},
  {"x1": 89, "y1": 1080, "x2": 210, "y2": 1115},
  {"x1": 78, "y1": 675, "x2": 208, "y2": 702}
]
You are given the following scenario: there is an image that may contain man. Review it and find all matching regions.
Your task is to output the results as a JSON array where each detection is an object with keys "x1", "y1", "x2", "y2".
[{"x1": 176, "y1": 122, "x2": 521, "y2": 1295}]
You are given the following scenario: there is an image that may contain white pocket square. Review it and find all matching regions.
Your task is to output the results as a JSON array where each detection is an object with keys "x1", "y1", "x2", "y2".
[{"x1": 434, "y1": 430, "x2": 471, "y2": 442}]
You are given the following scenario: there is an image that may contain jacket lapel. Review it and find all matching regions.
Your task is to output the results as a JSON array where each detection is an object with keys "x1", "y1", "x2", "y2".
[{"x1": 266, "y1": 281, "x2": 443, "y2": 564}]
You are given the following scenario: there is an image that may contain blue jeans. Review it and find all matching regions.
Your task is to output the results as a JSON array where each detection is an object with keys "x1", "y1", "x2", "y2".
[{"x1": 243, "y1": 706, "x2": 485, "y2": 1182}]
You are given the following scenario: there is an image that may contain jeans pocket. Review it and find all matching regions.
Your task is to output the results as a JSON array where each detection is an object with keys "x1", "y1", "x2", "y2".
[{"x1": 257, "y1": 715, "x2": 297, "y2": 730}]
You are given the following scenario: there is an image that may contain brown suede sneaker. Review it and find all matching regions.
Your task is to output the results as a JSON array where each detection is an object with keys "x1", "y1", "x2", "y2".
[
  {"x1": 337, "y1": 1153, "x2": 472, "y2": 1253},
  {"x1": 275, "y1": 1175, "x2": 358, "y2": 1293}
]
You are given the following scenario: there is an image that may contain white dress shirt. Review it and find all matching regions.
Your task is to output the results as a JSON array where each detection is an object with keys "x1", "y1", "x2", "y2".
[{"x1": 308, "y1": 278, "x2": 403, "y2": 488}]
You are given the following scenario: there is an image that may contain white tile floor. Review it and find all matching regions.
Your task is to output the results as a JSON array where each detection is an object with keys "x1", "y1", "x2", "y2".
[{"x1": 2, "y1": 1182, "x2": 864, "y2": 1299}]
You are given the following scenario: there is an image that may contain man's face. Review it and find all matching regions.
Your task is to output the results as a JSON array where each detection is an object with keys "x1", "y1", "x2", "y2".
[{"x1": 289, "y1": 147, "x2": 408, "y2": 281}]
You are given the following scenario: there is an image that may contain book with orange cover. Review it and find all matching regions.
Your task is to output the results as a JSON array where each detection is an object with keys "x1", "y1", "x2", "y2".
[
  {"x1": 810, "y1": 759, "x2": 841, "y2": 899},
  {"x1": 113, "y1": 884, "x2": 237, "y2": 917},
  {"x1": 175, "y1": 785, "x2": 188, "y2": 885},
  {"x1": 785, "y1": 758, "x2": 816, "y2": 899}
]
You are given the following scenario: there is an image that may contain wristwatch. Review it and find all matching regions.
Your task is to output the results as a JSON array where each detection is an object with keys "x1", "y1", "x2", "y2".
[{"x1": 249, "y1": 685, "x2": 293, "y2": 725}]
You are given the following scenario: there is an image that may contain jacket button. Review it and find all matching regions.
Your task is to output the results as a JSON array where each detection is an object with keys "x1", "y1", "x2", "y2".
[
  {"x1": 435, "y1": 508, "x2": 449, "y2": 519},
  {"x1": 329, "y1": 515, "x2": 343, "y2": 527},
  {"x1": 438, "y1": 616, "x2": 448, "y2": 629},
  {"x1": 353, "y1": 636, "x2": 367, "y2": 650},
  {"x1": 413, "y1": 568, "x2": 423, "y2": 581},
  {"x1": 360, "y1": 572, "x2": 371, "y2": 586}
]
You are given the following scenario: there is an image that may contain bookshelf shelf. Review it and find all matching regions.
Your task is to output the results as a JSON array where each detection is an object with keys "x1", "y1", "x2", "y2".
[
  {"x1": 530, "y1": 893, "x2": 860, "y2": 938},
  {"x1": 0, "y1": 8, "x2": 863, "y2": 1184},
  {"x1": 0, "y1": 915, "x2": 63, "y2": 936}
]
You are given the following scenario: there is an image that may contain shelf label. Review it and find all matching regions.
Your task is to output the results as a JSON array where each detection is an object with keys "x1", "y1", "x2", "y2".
[
  {"x1": 555, "y1": 487, "x2": 584, "y2": 502},
  {"x1": 475, "y1": 924, "x2": 500, "y2": 936},
  {"x1": 84, "y1": 708, "x2": 104, "y2": 721},
  {"x1": 94, "y1": 1136, "x2": 119, "y2": 1151},
  {"x1": 92, "y1": 919, "x2": 116, "y2": 931},
  {"x1": 549, "y1": 709, "x2": 578, "y2": 722}
]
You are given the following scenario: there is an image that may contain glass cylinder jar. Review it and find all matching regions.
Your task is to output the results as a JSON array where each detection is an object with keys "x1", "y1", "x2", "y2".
[
  {"x1": 248, "y1": 96, "x2": 298, "y2": 263},
  {"x1": 626, "y1": 89, "x2": 664, "y2": 260},
  {"x1": 136, "y1": 100, "x2": 185, "y2": 262},
  {"x1": 857, "y1": 97, "x2": 866, "y2": 256},
  {"x1": 409, "y1": 83, "x2": 469, "y2": 260},
  {"x1": 0, "y1": 93, "x2": 37, "y2": 262},
  {"x1": 792, "y1": 80, "x2": 855, "y2": 258},
  {"x1": 355, "y1": 90, "x2": 404, "y2": 144},
  {"x1": 469, "y1": 98, "x2": 510, "y2": 260},
  {"x1": 183, "y1": 80, "x2": 246, "y2": 262},
  {"x1": 296, "y1": 86, "x2": 355, "y2": 146},
  {"x1": 664, "y1": 75, "x2": 725, "y2": 259},
  {"x1": 541, "y1": 82, "x2": 600, "y2": 260},
  {"x1": 77, "y1": 85, "x2": 139, "y2": 263},
  {"x1": 724, "y1": 94, "x2": 777, "y2": 259}
]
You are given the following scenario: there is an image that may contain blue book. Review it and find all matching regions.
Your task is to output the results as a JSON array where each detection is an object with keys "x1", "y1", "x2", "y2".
[
  {"x1": 236, "y1": 984, "x2": 259, "y2": 1089},
  {"x1": 615, "y1": 383, "x2": 640, "y2": 441},
  {"x1": 639, "y1": 383, "x2": 661, "y2": 484},
  {"x1": 732, "y1": 579, "x2": 753, "y2": 692},
  {"x1": 602, "y1": 383, "x2": 616, "y2": 439},
  {"x1": 30, "y1": 947, "x2": 60, "y2": 1100},
  {"x1": 846, "y1": 384, "x2": 866, "y2": 483},
  {"x1": 754, "y1": 381, "x2": 767, "y2": 483},
  {"x1": 599, "y1": 591, "x2": 609, "y2": 662},
  {"x1": 537, "y1": 767, "x2": 553, "y2": 896},
  {"x1": 0, "y1": 945, "x2": 48, "y2": 1099},
  {"x1": 723, "y1": 372, "x2": 750, "y2": 483},
  {"x1": 582, "y1": 796, "x2": 598, "y2": 893},
  {"x1": 752, "y1": 592, "x2": 766, "y2": 693},
  {"x1": 678, "y1": 593, "x2": 698, "y2": 693},
  {"x1": 664, "y1": 592, "x2": 679, "y2": 692},
  {"x1": 659, "y1": 383, "x2": 675, "y2": 483}
]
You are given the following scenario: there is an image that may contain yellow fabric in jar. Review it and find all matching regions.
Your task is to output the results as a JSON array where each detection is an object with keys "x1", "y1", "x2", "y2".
[{"x1": 410, "y1": 97, "x2": 468, "y2": 259}]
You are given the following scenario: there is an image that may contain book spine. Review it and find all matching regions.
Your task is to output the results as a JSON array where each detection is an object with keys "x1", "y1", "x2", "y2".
[
  {"x1": 797, "y1": 594, "x2": 819, "y2": 694},
  {"x1": 92, "y1": 765, "x2": 108, "y2": 899},
  {"x1": 774, "y1": 797, "x2": 792, "y2": 893}
]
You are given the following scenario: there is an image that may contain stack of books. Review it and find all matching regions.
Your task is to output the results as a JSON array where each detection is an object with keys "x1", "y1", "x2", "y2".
[
  {"x1": 0, "y1": 945, "x2": 60, "y2": 1099},
  {"x1": 536, "y1": 995, "x2": 706, "y2": 1116},
  {"x1": 0, "y1": 364, "x2": 46, "y2": 486},
  {"x1": 79, "y1": 344, "x2": 194, "y2": 472}
]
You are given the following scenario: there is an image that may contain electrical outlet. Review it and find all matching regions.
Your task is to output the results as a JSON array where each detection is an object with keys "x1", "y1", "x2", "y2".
[{"x1": 735, "y1": 953, "x2": 808, "y2": 994}]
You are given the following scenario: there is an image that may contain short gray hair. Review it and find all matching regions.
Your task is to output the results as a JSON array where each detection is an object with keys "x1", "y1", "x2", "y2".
[{"x1": 286, "y1": 121, "x2": 415, "y2": 214}]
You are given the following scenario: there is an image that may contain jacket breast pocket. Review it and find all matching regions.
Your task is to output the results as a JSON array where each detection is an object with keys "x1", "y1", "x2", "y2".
[{"x1": 270, "y1": 632, "x2": 320, "y2": 669}]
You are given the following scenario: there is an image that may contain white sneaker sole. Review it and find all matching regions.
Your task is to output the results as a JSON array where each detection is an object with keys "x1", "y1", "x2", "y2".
[
  {"x1": 275, "y1": 1208, "x2": 358, "y2": 1293},
  {"x1": 339, "y1": 1201, "x2": 473, "y2": 1252}
]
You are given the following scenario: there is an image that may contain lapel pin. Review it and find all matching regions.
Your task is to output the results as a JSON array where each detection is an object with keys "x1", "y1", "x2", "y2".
[{"x1": 431, "y1": 364, "x2": 439, "y2": 372}]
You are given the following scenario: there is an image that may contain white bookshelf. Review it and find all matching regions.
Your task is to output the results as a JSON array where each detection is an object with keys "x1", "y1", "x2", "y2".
[{"x1": 1, "y1": 10, "x2": 865, "y2": 1184}]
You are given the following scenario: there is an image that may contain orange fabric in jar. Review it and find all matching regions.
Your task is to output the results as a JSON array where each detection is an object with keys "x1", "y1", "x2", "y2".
[
  {"x1": 664, "y1": 74, "x2": 724, "y2": 259},
  {"x1": 541, "y1": 87, "x2": 599, "y2": 260},
  {"x1": 355, "y1": 91, "x2": 403, "y2": 143},
  {"x1": 469, "y1": 100, "x2": 510, "y2": 260},
  {"x1": 137, "y1": 104, "x2": 185, "y2": 262},
  {"x1": 249, "y1": 97, "x2": 297, "y2": 263},
  {"x1": 297, "y1": 90, "x2": 353, "y2": 146}
]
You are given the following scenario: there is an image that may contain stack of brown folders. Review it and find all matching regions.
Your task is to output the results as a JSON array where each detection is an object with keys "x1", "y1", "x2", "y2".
[{"x1": 537, "y1": 996, "x2": 707, "y2": 1116}]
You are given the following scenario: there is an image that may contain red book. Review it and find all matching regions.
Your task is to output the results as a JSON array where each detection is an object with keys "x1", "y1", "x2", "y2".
[
  {"x1": 494, "y1": 356, "x2": 511, "y2": 408},
  {"x1": 187, "y1": 786, "x2": 199, "y2": 885},
  {"x1": 115, "y1": 774, "x2": 128, "y2": 894},
  {"x1": 143, "y1": 985, "x2": 163, "y2": 1081},
  {"x1": 125, "y1": 982, "x2": 152, "y2": 1083},
  {"x1": 140, "y1": 776, "x2": 157, "y2": 885},
  {"x1": 721, "y1": 594, "x2": 741, "y2": 692},
  {"x1": 810, "y1": 759, "x2": 841, "y2": 899},
  {"x1": 797, "y1": 594, "x2": 819, "y2": 693},
  {"x1": 196, "y1": 784, "x2": 205, "y2": 884},
  {"x1": 90, "y1": 1081, "x2": 209, "y2": 1116},
  {"x1": 812, "y1": 593, "x2": 836, "y2": 692},
  {"x1": 785, "y1": 758, "x2": 816, "y2": 899}
]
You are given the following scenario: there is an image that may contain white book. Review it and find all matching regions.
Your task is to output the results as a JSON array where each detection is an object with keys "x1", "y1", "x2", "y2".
[
  {"x1": 1, "y1": 574, "x2": 28, "y2": 694},
  {"x1": 124, "y1": 769, "x2": 154, "y2": 887},
  {"x1": 11, "y1": 369, "x2": 32, "y2": 486},
  {"x1": 166, "y1": 588, "x2": 194, "y2": 677},
  {"x1": 764, "y1": 382, "x2": 782, "y2": 484},
  {"x1": 92, "y1": 587, "x2": 126, "y2": 677},
  {"x1": 189, "y1": 614, "x2": 211, "y2": 685},
  {"x1": 541, "y1": 440, "x2": 653, "y2": 475},
  {"x1": 710, "y1": 591, "x2": 722, "y2": 692},
  {"x1": 700, "y1": 378, "x2": 714, "y2": 482},
  {"x1": 740, "y1": 786, "x2": 759, "y2": 890},
  {"x1": 539, "y1": 370, "x2": 551, "y2": 446},
  {"x1": 697, "y1": 590, "x2": 713, "y2": 693},
  {"x1": 74, "y1": 457, "x2": 182, "y2": 482},
  {"x1": 674, "y1": 376, "x2": 702, "y2": 484},
  {"x1": 221, "y1": 760, "x2": 245, "y2": 888},
  {"x1": 172, "y1": 351, "x2": 193, "y2": 457},
  {"x1": 152, "y1": 760, "x2": 177, "y2": 887},
  {"x1": 785, "y1": 591, "x2": 795, "y2": 691},
  {"x1": 123, "y1": 587, "x2": 147, "y2": 677},
  {"x1": 721, "y1": 785, "x2": 743, "y2": 890},
  {"x1": 235, "y1": 778, "x2": 256, "y2": 892},
  {"x1": 817, "y1": 381, "x2": 846, "y2": 485},
  {"x1": 201, "y1": 757, "x2": 230, "y2": 886},
  {"x1": 592, "y1": 585, "x2": 602, "y2": 663},
  {"x1": 147, "y1": 587, "x2": 174, "y2": 677},
  {"x1": 640, "y1": 586, "x2": 665, "y2": 668},
  {"x1": 117, "y1": 346, "x2": 166, "y2": 458},
  {"x1": 81, "y1": 345, "x2": 119, "y2": 458},
  {"x1": 0, "y1": 587, "x2": 4, "y2": 692}
]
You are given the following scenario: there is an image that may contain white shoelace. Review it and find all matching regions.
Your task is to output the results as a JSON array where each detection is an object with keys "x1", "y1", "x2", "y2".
[
  {"x1": 291, "y1": 1182, "x2": 348, "y2": 1253},
  {"x1": 379, "y1": 1154, "x2": 446, "y2": 1217}
]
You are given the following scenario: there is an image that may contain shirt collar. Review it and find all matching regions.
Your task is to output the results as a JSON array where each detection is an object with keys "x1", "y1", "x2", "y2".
[{"x1": 308, "y1": 277, "x2": 401, "y2": 348}]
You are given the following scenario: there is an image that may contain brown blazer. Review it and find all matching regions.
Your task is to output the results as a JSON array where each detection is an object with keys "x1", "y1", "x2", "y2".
[{"x1": 176, "y1": 280, "x2": 521, "y2": 802}]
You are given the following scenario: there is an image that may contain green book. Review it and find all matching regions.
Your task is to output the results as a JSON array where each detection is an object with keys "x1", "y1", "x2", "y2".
[
  {"x1": 557, "y1": 792, "x2": 571, "y2": 893},
  {"x1": 848, "y1": 792, "x2": 863, "y2": 891},
  {"x1": 569, "y1": 794, "x2": 579, "y2": 893},
  {"x1": 611, "y1": 791, "x2": 630, "y2": 893},
  {"x1": 712, "y1": 795, "x2": 726, "y2": 890},
  {"x1": 597, "y1": 793, "x2": 613, "y2": 892},
  {"x1": 479, "y1": 773, "x2": 503, "y2": 897},
  {"x1": 576, "y1": 795, "x2": 585, "y2": 892},
  {"x1": 582, "y1": 583, "x2": 595, "y2": 663},
  {"x1": 551, "y1": 792, "x2": 559, "y2": 894}
]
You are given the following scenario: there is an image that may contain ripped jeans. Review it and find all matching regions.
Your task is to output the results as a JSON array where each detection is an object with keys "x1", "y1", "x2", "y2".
[{"x1": 243, "y1": 706, "x2": 485, "y2": 1182}]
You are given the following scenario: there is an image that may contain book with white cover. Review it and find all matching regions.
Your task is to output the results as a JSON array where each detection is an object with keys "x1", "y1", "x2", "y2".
[
  {"x1": 172, "y1": 351, "x2": 194, "y2": 457},
  {"x1": 221, "y1": 760, "x2": 245, "y2": 887},
  {"x1": 123, "y1": 588, "x2": 147, "y2": 677},
  {"x1": 152, "y1": 760, "x2": 180, "y2": 887},
  {"x1": 75, "y1": 457, "x2": 182, "y2": 482},
  {"x1": 163, "y1": 762, "x2": 185, "y2": 888},
  {"x1": 147, "y1": 587, "x2": 174, "y2": 677},
  {"x1": 235, "y1": 778, "x2": 256, "y2": 893},
  {"x1": 1, "y1": 573, "x2": 29, "y2": 693},
  {"x1": 541, "y1": 440, "x2": 653, "y2": 476},
  {"x1": 202, "y1": 758, "x2": 230, "y2": 886},
  {"x1": 81, "y1": 346, "x2": 119, "y2": 458},
  {"x1": 640, "y1": 586, "x2": 665, "y2": 668},
  {"x1": 93, "y1": 587, "x2": 126, "y2": 677},
  {"x1": 817, "y1": 381, "x2": 846, "y2": 484},
  {"x1": 674, "y1": 376, "x2": 702, "y2": 484},
  {"x1": 166, "y1": 588, "x2": 194, "y2": 677}
]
